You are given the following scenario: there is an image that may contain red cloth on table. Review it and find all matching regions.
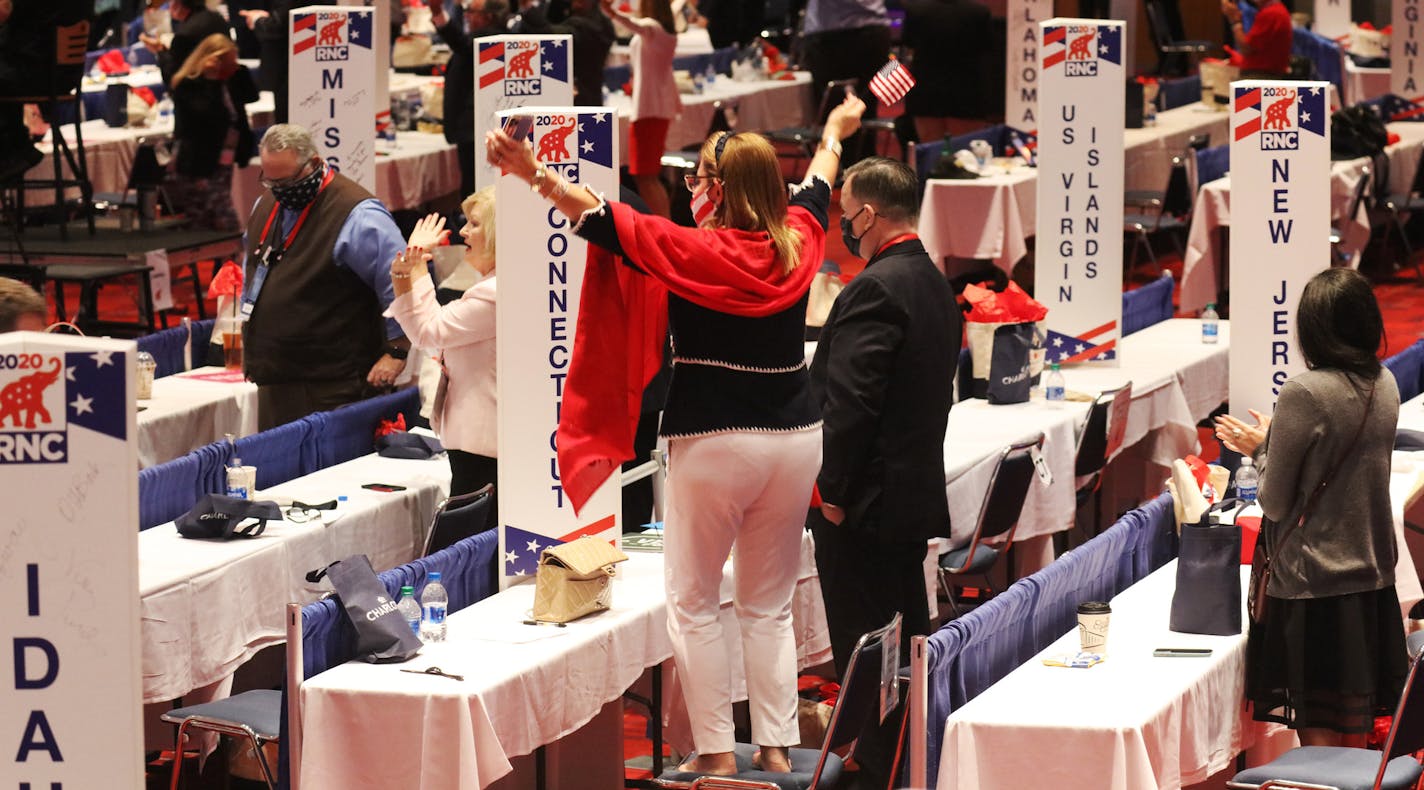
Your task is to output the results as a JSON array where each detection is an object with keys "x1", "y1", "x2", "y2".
[{"x1": 557, "y1": 201, "x2": 824, "y2": 514}]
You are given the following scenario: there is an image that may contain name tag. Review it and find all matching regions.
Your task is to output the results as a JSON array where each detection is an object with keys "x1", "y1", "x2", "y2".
[{"x1": 241, "y1": 260, "x2": 271, "y2": 317}]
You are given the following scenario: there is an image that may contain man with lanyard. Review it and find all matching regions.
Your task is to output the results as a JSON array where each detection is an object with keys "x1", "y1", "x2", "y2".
[
  {"x1": 241, "y1": 124, "x2": 411, "y2": 430},
  {"x1": 808, "y1": 156, "x2": 960, "y2": 789}
]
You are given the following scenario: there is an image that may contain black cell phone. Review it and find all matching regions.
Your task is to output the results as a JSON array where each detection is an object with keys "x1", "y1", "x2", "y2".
[
  {"x1": 361, "y1": 483, "x2": 407, "y2": 492},
  {"x1": 1152, "y1": 648, "x2": 1212, "y2": 658},
  {"x1": 503, "y1": 115, "x2": 533, "y2": 144}
]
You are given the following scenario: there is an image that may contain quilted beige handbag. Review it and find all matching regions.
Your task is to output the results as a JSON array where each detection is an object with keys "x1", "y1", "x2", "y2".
[{"x1": 531, "y1": 536, "x2": 629, "y2": 623}]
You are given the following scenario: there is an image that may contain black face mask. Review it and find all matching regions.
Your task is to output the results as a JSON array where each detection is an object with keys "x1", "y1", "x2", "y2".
[
  {"x1": 270, "y1": 163, "x2": 325, "y2": 210},
  {"x1": 840, "y1": 205, "x2": 872, "y2": 259}
]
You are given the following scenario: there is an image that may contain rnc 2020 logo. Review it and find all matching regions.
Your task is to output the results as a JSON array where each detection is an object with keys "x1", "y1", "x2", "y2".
[
  {"x1": 1234, "y1": 85, "x2": 1327, "y2": 151},
  {"x1": 0, "y1": 350, "x2": 127, "y2": 464},
  {"x1": 292, "y1": 11, "x2": 374, "y2": 62},
  {"x1": 479, "y1": 39, "x2": 571, "y2": 98},
  {"x1": 1042, "y1": 24, "x2": 1121, "y2": 78}
]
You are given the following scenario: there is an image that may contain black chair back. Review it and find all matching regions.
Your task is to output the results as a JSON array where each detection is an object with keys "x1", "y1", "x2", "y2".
[
  {"x1": 975, "y1": 435, "x2": 1043, "y2": 542},
  {"x1": 1384, "y1": 650, "x2": 1424, "y2": 763},
  {"x1": 423, "y1": 484, "x2": 494, "y2": 557},
  {"x1": 812, "y1": 613, "x2": 901, "y2": 788},
  {"x1": 1143, "y1": 0, "x2": 1174, "y2": 52},
  {"x1": 1074, "y1": 382, "x2": 1133, "y2": 478},
  {"x1": 815, "y1": 78, "x2": 858, "y2": 124}
]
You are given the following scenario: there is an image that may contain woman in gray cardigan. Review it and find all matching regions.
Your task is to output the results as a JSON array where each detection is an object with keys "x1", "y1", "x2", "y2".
[{"x1": 1216, "y1": 268, "x2": 1404, "y2": 748}]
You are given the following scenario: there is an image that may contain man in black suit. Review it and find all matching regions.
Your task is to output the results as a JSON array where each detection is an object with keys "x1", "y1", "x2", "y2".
[
  {"x1": 142, "y1": 0, "x2": 232, "y2": 85},
  {"x1": 811, "y1": 155, "x2": 960, "y2": 669},
  {"x1": 430, "y1": 0, "x2": 510, "y2": 198},
  {"x1": 514, "y1": 0, "x2": 615, "y2": 108},
  {"x1": 809, "y1": 154, "x2": 960, "y2": 790}
]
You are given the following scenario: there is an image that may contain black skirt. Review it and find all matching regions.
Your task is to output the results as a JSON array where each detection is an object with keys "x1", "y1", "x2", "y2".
[{"x1": 1247, "y1": 585, "x2": 1408, "y2": 733}]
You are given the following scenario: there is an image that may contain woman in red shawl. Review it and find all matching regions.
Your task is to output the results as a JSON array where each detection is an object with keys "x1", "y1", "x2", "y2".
[{"x1": 487, "y1": 94, "x2": 864, "y2": 776}]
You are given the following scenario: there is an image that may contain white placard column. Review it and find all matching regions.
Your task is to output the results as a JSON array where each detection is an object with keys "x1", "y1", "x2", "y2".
[
  {"x1": 473, "y1": 36, "x2": 574, "y2": 190},
  {"x1": 1313, "y1": 0, "x2": 1350, "y2": 40},
  {"x1": 1036, "y1": 18, "x2": 1125, "y2": 366},
  {"x1": 1006, "y1": 0, "x2": 1053, "y2": 129},
  {"x1": 1229, "y1": 80, "x2": 1330, "y2": 416},
  {"x1": 495, "y1": 107, "x2": 620, "y2": 588},
  {"x1": 1393, "y1": 0, "x2": 1424, "y2": 102},
  {"x1": 1, "y1": 333, "x2": 142, "y2": 789},
  {"x1": 288, "y1": 6, "x2": 380, "y2": 190}
]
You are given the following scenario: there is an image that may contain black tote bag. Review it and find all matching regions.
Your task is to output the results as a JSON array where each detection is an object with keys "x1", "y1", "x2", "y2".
[
  {"x1": 986, "y1": 323, "x2": 1035, "y2": 404},
  {"x1": 308, "y1": 555, "x2": 422, "y2": 663},
  {"x1": 1169, "y1": 500, "x2": 1243, "y2": 636}
]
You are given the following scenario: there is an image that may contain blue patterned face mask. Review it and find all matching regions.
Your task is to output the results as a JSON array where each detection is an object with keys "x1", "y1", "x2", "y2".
[{"x1": 268, "y1": 162, "x2": 325, "y2": 210}]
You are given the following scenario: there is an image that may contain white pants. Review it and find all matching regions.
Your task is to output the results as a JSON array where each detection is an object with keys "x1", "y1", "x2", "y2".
[{"x1": 663, "y1": 427, "x2": 822, "y2": 755}]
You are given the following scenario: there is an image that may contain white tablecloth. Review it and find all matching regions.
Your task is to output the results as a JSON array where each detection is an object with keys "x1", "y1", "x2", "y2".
[
  {"x1": 138, "y1": 451, "x2": 450, "y2": 704},
  {"x1": 1180, "y1": 122, "x2": 1424, "y2": 312},
  {"x1": 918, "y1": 104, "x2": 1230, "y2": 272},
  {"x1": 604, "y1": 72, "x2": 815, "y2": 163},
  {"x1": 33, "y1": 91, "x2": 458, "y2": 213},
  {"x1": 938, "y1": 561, "x2": 1258, "y2": 790},
  {"x1": 300, "y1": 535, "x2": 830, "y2": 789},
  {"x1": 946, "y1": 319, "x2": 1230, "y2": 548},
  {"x1": 1344, "y1": 57, "x2": 1390, "y2": 106},
  {"x1": 137, "y1": 367, "x2": 258, "y2": 468}
]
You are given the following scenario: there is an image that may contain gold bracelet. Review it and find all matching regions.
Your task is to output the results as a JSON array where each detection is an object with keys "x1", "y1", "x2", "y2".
[
  {"x1": 820, "y1": 138, "x2": 842, "y2": 158},
  {"x1": 391, "y1": 271, "x2": 412, "y2": 280},
  {"x1": 530, "y1": 165, "x2": 548, "y2": 193}
]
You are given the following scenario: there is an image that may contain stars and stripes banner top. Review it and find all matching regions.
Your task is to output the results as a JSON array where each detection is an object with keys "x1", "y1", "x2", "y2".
[
  {"x1": 868, "y1": 57, "x2": 915, "y2": 106},
  {"x1": 1232, "y1": 83, "x2": 1326, "y2": 142},
  {"x1": 1041, "y1": 21, "x2": 1121, "y2": 69}
]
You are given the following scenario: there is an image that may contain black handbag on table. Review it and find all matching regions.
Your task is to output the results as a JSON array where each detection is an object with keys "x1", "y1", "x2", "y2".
[
  {"x1": 1170, "y1": 499, "x2": 1243, "y2": 636},
  {"x1": 307, "y1": 555, "x2": 422, "y2": 663}
]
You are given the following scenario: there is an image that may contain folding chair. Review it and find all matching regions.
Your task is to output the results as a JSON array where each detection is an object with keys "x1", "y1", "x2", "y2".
[
  {"x1": 765, "y1": 78, "x2": 858, "y2": 180},
  {"x1": 1379, "y1": 149, "x2": 1424, "y2": 280},
  {"x1": 0, "y1": 19, "x2": 96, "y2": 240},
  {"x1": 1072, "y1": 381, "x2": 1133, "y2": 537},
  {"x1": 1227, "y1": 645, "x2": 1424, "y2": 790},
  {"x1": 160, "y1": 603, "x2": 303, "y2": 790},
  {"x1": 1331, "y1": 163, "x2": 1374, "y2": 267},
  {"x1": 422, "y1": 483, "x2": 494, "y2": 557},
  {"x1": 653, "y1": 613, "x2": 903, "y2": 790},
  {"x1": 1125, "y1": 156, "x2": 1192, "y2": 277},
  {"x1": 1144, "y1": 0, "x2": 1212, "y2": 76},
  {"x1": 937, "y1": 434, "x2": 1044, "y2": 616}
]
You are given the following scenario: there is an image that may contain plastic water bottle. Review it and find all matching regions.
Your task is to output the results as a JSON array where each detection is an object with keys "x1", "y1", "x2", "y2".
[
  {"x1": 397, "y1": 585, "x2": 422, "y2": 637},
  {"x1": 1045, "y1": 362, "x2": 1066, "y2": 405},
  {"x1": 1201, "y1": 303, "x2": 1220, "y2": 344},
  {"x1": 1235, "y1": 456, "x2": 1259, "y2": 504},
  {"x1": 157, "y1": 96, "x2": 174, "y2": 125},
  {"x1": 420, "y1": 571, "x2": 448, "y2": 643}
]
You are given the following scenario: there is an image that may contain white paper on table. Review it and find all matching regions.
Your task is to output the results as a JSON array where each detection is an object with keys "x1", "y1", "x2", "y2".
[{"x1": 146, "y1": 248, "x2": 174, "y2": 311}]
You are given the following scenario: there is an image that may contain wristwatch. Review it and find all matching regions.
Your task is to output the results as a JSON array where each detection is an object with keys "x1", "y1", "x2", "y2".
[{"x1": 383, "y1": 346, "x2": 409, "y2": 360}]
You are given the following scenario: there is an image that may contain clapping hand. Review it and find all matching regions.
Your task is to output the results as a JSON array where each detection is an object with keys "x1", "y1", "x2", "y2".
[
  {"x1": 407, "y1": 213, "x2": 449, "y2": 253},
  {"x1": 390, "y1": 244, "x2": 432, "y2": 281},
  {"x1": 1214, "y1": 409, "x2": 1270, "y2": 456}
]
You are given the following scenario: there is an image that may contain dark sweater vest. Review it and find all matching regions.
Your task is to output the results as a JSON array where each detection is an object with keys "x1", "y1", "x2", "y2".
[{"x1": 242, "y1": 174, "x2": 384, "y2": 385}]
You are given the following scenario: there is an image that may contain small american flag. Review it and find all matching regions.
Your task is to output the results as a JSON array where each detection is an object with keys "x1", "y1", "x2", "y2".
[{"x1": 868, "y1": 57, "x2": 915, "y2": 106}]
